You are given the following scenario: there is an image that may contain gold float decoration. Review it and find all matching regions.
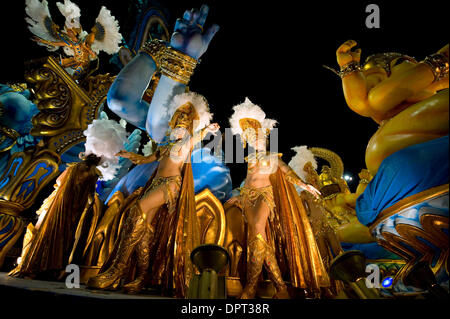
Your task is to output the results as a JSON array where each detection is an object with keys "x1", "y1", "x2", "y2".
[
  {"x1": 0, "y1": 56, "x2": 114, "y2": 267},
  {"x1": 369, "y1": 184, "x2": 449, "y2": 283},
  {"x1": 195, "y1": 188, "x2": 226, "y2": 246}
]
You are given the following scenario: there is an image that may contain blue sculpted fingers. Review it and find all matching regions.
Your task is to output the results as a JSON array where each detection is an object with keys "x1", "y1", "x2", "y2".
[
  {"x1": 169, "y1": 4, "x2": 219, "y2": 60},
  {"x1": 174, "y1": 18, "x2": 189, "y2": 33},
  {"x1": 203, "y1": 24, "x2": 220, "y2": 47},
  {"x1": 196, "y1": 4, "x2": 209, "y2": 27},
  {"x1": 191, "y1": 9, "x2": 200, "y2": 25},
  {"x1": 183, "y1": 10, "x2": 194, "y2": 22}
]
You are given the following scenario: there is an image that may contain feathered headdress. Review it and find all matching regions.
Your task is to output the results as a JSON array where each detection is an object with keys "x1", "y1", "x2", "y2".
[
  {"x1": 56, "y1": 0, "x2": 81, "y2": 30},
  {"x1": 229, "y1": 97, "x2": 277, "y2": 143},
  {"x1": 166, "y1": 92, "x2": 212, "y2": 133},
  {"x1": 288, "y1": 146, "x2": 317, "y2": 182}
]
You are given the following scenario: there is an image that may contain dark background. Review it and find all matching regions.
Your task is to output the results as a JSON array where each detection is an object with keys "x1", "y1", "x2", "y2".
[{"x1": 1, "y1": 0, "x2": 448, "y2": 190}]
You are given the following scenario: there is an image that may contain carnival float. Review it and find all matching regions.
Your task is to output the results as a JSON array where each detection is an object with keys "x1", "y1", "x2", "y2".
[{"x1": 0, "y1": 0, "x2": 447, "y2": 300}]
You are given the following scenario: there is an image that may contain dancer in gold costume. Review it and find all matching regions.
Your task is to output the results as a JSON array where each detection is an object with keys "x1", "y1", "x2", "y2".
[
  {"x1": 332, "y1": 40, "x2": 448, "y2": 174},
  {"x1": 25, "y1": 0, "x2": 122, "y2": 78},
  {"x1": 87, "y1": 92, "x2": 219, "y2": 296},
  {"x1": 288, "y1": 146, "x2": 344, "y2": 297},
  {"x1": 9, "y1": 154, "x2": 102, "y2": 279},
  {"x1": 226, "y1": 98, "x2": 329, "y2": 299}
]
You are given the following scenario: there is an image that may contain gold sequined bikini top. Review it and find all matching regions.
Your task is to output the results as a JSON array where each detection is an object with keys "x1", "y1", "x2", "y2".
[{"x1": 244, "y1": 151, "x2": 282, "y2": 164}]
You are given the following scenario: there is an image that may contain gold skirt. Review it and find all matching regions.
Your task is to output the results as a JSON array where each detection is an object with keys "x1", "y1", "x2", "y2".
[
  {"x1": 240, "y1": 185, "x2": 276, "y2": 221},
  {"x1": 142, "y1": 175, "x2": 182, "y2": 214}
]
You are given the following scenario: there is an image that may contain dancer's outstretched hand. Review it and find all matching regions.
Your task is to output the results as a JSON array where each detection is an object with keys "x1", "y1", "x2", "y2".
[
  {"x1": 303, "y1": 184, "x2": 322, "y2": 199},
  {"x1": 170, "y1": 4, "x2": 220, "y2": 60},
  {"x1": 205, "y1": 123, "x2": 220, "y2": 134},
  {"x1": 116, "y1": 150, "x2": 154, "y2": 165}
]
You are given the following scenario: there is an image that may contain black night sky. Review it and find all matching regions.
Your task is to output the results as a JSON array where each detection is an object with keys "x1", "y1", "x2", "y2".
[{"x1": 1, "y1": 0, "x2": 448, "y2": 190}]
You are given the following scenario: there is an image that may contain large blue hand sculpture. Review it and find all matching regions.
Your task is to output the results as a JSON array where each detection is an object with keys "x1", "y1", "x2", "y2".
[
  {"x1": 105, "y1": 5, "x2": 231, "y2": 203},
  {"x1": 107, "y1": 5, "x2": 219, "y2": 140}
]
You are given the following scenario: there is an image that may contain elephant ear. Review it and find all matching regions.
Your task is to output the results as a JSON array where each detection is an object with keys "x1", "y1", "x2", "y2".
[{"x1": 25, "y1": 0, "x2": 62, "y2": 51}]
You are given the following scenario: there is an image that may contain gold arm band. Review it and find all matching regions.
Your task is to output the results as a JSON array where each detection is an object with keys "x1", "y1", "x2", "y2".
[
  {"x1": 160, "y1": 46, "x2": 198, "y2": 85},
  {"x1": 285, "y1": 168, "x2": 304, "y2": 186},
  {"x1": 139, "y1": 39, "x2": 198, "y2": 84},
  {"x1": 139, "y1": 39, "x2": 167, "y2": 68},
  {"x1": 422, "y1": 53, "x2": 449, "y2": 82},
  {"x1": 339, "y1": 60, "x2": 362, "y2": 79}
]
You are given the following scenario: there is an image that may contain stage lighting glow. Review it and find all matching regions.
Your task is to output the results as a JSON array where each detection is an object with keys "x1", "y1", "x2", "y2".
[
  {"x1": 382, "y1": 276, "x2": 393, "y2": 288},
  {"x1": 344, "y1": 174, "x2": 353, "y2": 181}
]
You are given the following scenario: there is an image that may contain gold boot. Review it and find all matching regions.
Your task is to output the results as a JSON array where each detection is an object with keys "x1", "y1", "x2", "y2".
[
  {"x1": 123, "y1": 224, "x2": 154, "y2": 294},
  {"x1": 264, "y1": 243, "x2": 290, "y2": 299},
  {"x1": 240, "y1": 234, "x2": 266, "y2": 299},
  {"x1": 87, "y1": 204, "x2": 146, "y2": 290}
]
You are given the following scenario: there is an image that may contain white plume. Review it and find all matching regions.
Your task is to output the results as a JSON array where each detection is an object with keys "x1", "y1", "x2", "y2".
[
  {"x1": 167, "y1": 92, "x2": 213, "y2": 132},
  {"x1": 288, "y1": 145, "x2": 317, "y2": 182},
  {"x1": 56, "y1": 0, "x2": 81, "y2": 29},
  {"x1": 25, "y1": 0, "x2": 59, "y2": 51},
  {"x1": 91, "y1": 6, "x2": 122, "y2": 55},
  {"x1": 83, "y1": 119, "x2": 129, "y2": 181}
]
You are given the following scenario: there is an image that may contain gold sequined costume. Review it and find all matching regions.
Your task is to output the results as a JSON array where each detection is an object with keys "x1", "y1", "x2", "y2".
[
  {"x1": 229, "y1": 98, "x2": 330, "y2": 298},
  {"x1": 266, "y1": 168, "x2": 330, "y2": 296},
  {"x1": 239, "y1": 185, "x2": 276, "y2": 220},
  {"x1": 88, "y1": 92, "x2": 211, "y2": 297},
  {"x1": 89, "y1": 161, "x2": 199, "y2": 297},
  {"x1": 143, "y1": 176, "x2": 182, "y2": 215},
  {"x1": 236, "y1": 167, "x2": 331, "y2": 298},
  {"x1": 9, "y1": 158, "x2": 101, "y2": 279}
]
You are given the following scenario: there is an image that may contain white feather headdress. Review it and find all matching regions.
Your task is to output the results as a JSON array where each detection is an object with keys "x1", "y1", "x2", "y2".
[
  {"x1": 229, "y1": 97, "x2": 277, "y2": 136},
  {"x1": 167, "y1": 92, "x2": 212, "y2": 132},
  {"x1": 288, "y1": 145, "x2": 317, "y2": 182},
  {"x1": 56, "y1": 0, "x2": 81, "y2": 29},
  {"x1": 83, "y1": 118, "x2": 129, "y2": 181}
]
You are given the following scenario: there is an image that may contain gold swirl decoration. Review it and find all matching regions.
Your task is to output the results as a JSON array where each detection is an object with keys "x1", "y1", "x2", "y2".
[
  {"x1": 0, "y1": 200, "x2": 26, "y2": 266},
  {"x1": 26, "y1": 65, "x2": 71, "y2": 130},
  {"x1": 0, "y1": 56, "x2": 114, "y2": 267},
  {"x1": 310, "y1": 147, "x2": 344, "y2": 179},
  {"x1": 25, "y1": 56, "x2": 114, "y2": 154}
]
